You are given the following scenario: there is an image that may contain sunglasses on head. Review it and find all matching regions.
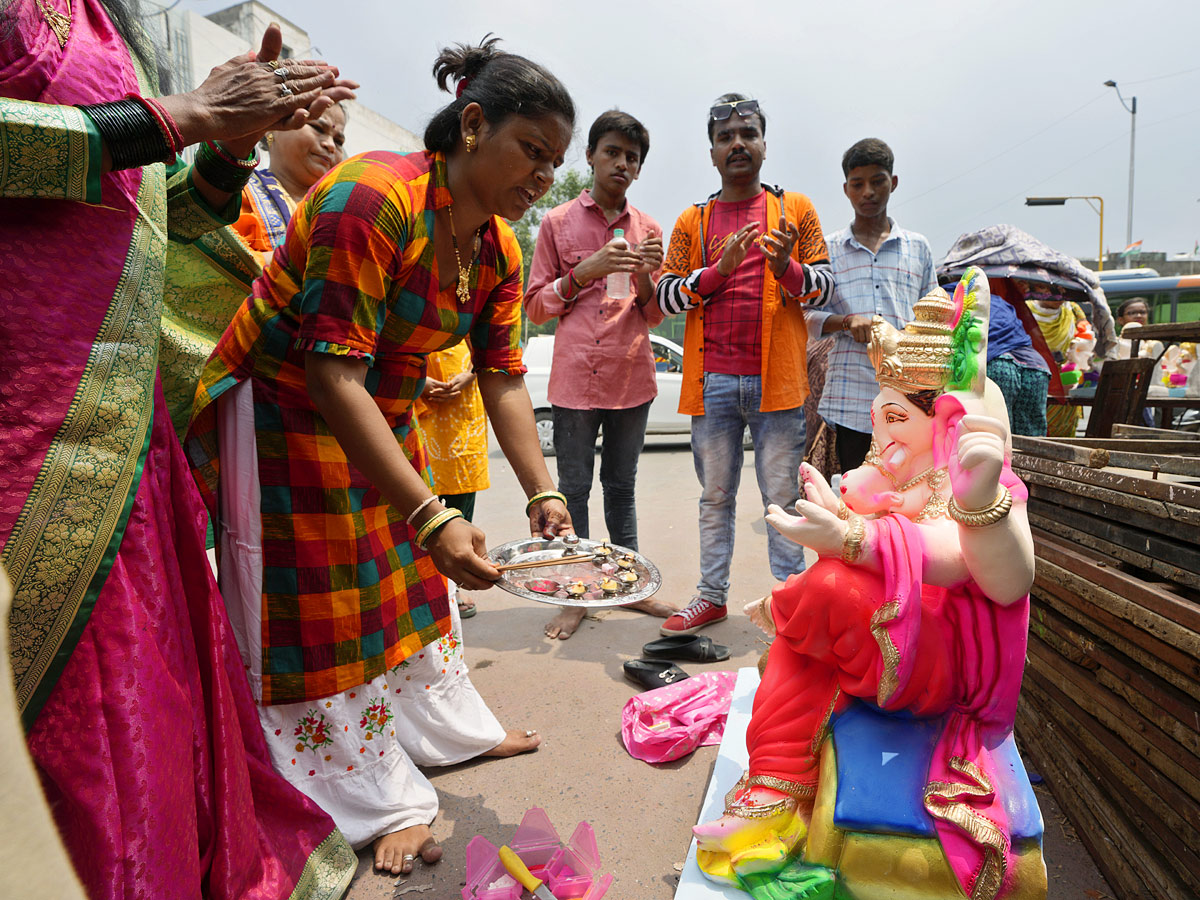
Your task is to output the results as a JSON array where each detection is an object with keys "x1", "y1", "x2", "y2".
[{"x1": 709, "y1": 99, "x2": 760, "y2": 122}]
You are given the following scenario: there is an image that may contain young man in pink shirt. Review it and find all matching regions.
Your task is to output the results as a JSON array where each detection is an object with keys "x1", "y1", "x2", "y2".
[{"x1": 525, "y1": 110, "x2": 678, "y2": 639}]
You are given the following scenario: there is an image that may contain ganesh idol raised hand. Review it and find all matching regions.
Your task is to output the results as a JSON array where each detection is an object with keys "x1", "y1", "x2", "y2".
[{"x1": 695, "y1": 269, "x2": 1045, "y2": 900}]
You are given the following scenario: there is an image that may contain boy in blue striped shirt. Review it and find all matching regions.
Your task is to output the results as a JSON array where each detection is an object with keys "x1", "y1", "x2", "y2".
[{"x1": 804, "y1": 138, "x2": 937, "y2": 472}]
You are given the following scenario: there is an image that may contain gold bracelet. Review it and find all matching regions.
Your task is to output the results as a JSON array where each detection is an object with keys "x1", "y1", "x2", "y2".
[
  {"x1": 947, "y1": 486, "x2": 1013, "y2": 528},
  {"x1": 415, "y1": 508, "x2": 463, "y2": 550},
  {"x1": 841, "y1": 514, "x2": 866, "y2": 564},
  {"x1": 525, "y1": 490, "x2": 567, "y2": 516}
]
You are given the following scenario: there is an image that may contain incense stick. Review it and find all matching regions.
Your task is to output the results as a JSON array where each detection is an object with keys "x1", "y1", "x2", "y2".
[{"x1": 494, "y1": 553, "x2": 596, "y2": 573}]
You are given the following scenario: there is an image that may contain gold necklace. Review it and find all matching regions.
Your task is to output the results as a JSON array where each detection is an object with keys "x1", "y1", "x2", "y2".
[
  {"x1": 36, "y1": 0, "x2": 71, "y2": 48},
  {"x1": 445, "y1": 205, "x2": 475, "y2": 305}
]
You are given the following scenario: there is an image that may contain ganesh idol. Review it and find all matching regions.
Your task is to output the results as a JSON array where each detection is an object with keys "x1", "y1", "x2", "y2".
[{"x1": 693, "y1": 269, "x2": 1047, "y2": 900}]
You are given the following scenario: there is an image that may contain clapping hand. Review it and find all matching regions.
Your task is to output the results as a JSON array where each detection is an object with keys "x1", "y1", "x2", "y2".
[
  {"x1": 158, "y1": 24, "x2": 359, "y2": 153},
  {"x1": 635, "y1": 235, "x2": 664, "y2": 273},
  {"x1": 760, "y1": 214, "x2": 800, "y2": 279},
  {"x1": 716, "y1": 222, "x2": 761, "y2": 277}
]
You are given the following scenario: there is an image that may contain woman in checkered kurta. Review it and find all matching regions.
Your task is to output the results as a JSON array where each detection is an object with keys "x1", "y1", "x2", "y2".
[{"x1": 186, "y1": 37, "x2": 575, "y2": 871}]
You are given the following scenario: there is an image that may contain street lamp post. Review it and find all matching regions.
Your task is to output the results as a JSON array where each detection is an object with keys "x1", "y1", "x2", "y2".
[
  {"x1": 1025, "y1": 196, "x2": 1105, "y2": 271},
  {"x1": 1104, "y1": 80, "x2": 1137, "y2": 262}
]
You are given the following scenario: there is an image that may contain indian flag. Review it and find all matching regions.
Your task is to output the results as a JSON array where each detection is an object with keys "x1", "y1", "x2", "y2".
[{"x1": 1120, "y1": 240, "x2": 1143, "y2": 257}]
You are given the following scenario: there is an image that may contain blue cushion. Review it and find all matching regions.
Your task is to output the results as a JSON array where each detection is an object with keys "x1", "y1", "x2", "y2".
[{"x1": 830, "y1": 701, "x2": 1042, "y2": 841}]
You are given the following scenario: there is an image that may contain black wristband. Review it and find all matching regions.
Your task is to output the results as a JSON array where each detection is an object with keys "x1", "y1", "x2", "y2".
[
  {"x1": 193, "y1": 141, "x2": 255, "y2": 194},
  {"x1": 77, "y1": 99, "x2": 171, "y2": 171}
]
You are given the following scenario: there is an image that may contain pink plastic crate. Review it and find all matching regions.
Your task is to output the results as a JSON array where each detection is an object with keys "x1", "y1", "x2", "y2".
[{"x1": 461, "y1": 807, "x2": 613, "y2": 900}]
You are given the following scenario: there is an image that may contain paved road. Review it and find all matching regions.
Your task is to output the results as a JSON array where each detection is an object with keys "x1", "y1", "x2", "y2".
[{"x1": 343, "y1": 436, "x2": 1108, "y2": 899}]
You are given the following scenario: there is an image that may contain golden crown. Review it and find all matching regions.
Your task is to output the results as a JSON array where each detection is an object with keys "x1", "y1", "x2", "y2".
[{"x1": 868, "y1": 287, "x2": 956, "y2": 394}]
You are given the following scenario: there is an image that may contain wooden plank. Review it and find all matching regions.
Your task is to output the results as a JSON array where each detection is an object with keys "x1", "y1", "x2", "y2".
[
  {"x1": 1016, "y1": 702, "x2": 1149, "y2": 900},
  {"x1": 1029, "y1": 603, "x2": 1200, "y2": 756},
  {"x1": 1033, "y1": 579, "x2": 1200, "y2": 702},
  {"x1": 1022, "y1": 673, "x2": 1200, "y2": 895},
  {"x1": 1113, "y1": 423, "x2": 1200, "y2": 440},
  {"x1": 1014, "y1": 452, "x2": 1200, "y2": 510},
  {"x1": 1017, "y1": 468, "x2": 1200, "y2": 532},
  {"x1": 1124, "y1": 321, "x2": 1200, "y2": 343},
  {"x1": 1018, "y1": 695, "x2": 1199, "y2": 900},
  {"x1": 1027, "y1": 638, "x2": 1200, "y2": 805},
  {"x1": 1030, "y1": 510, "x2": 1200, "y2": 591},
  {"x1": 1028, "y1": 487, "x2": 1200, "y2": 571},
  {"x1": 1035, "y1": 532, "x2": 1200, "y2": 640},
  {"x1": 1053, "y1": 437, "x2": 1200, "y2": 455},
  {"x1": 1013, "y1": 435, "x2": 1200, "y2": 477},
  {"x1": 1020, "y1": 467, "x2": 1200, "y2": 529},
  {"x1": 1028, "y1": 498, "x2": 1200, "y2": 584}
]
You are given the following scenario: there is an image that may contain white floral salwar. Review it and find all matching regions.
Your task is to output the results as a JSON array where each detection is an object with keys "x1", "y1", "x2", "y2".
[{"x1": 216, "y1": 382, "x2": 505, "y2": 848}]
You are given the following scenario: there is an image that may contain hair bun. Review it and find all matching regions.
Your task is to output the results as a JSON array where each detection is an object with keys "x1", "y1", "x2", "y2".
[{"x1": 432, "y1": 34, "x2": 501, "y2": 93}]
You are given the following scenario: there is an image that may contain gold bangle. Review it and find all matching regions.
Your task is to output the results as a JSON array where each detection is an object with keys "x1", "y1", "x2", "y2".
[
  {"x1": 947, "y1": 486, "x2": 1013, "y2": 528},
  {"x1": 525, "y1": 490, "x2": 567, "y2": 516},
  {"x1": 837, "y1": 499, "x2": 850, "y2": 520},
  {"x1": 415, "y1": 508, "x2": 463, "y2": 550},
  {"x1": 841, "y1": 514, "x2": 866, "y2": 564}
]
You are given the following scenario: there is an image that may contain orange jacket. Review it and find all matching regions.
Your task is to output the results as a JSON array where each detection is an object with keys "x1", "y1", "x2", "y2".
[{"x1": 659, "y1": 187, "x2": 830, "y2": 414}]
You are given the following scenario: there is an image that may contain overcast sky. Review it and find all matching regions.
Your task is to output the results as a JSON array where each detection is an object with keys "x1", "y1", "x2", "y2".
[{"x1": 190, "y1": 0, "x2": 1200, "y2": 265}]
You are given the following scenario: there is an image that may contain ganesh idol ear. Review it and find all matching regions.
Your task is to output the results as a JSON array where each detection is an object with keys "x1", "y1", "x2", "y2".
[{"x1": 946, "y1": 266, "x2": 991, "y2": 397}]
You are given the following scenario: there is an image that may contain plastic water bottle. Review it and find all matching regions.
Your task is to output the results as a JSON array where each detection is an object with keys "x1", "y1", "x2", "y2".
[{"x1": 606, "y1": 228, "x2": 632, "y2": 299}]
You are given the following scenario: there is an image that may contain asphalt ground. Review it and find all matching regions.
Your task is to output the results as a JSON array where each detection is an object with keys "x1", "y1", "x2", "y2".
[{"x1": 344, "y1": 434, "x2": 1112, "y2": 900}]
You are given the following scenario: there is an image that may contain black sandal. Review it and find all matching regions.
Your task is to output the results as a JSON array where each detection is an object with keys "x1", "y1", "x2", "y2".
[
  {"x1": 623, "y1": 659, "x2": 690, "y2": 690},
  {"x1": 641, "y1": 635, "x2": 730, "y2": 662}
]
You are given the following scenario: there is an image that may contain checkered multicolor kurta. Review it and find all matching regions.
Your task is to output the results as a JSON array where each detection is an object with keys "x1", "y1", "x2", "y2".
[{"x1": 187, "y1": 151, "x2": 525, "y2": 705}]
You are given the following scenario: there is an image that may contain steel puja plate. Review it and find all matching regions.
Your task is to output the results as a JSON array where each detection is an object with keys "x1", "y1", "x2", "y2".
[{"x1": 488, "y1": 535, "x2": 662, "y2": 608}]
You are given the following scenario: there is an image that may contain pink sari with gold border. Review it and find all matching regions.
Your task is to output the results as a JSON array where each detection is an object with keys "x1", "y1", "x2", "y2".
[{"x1": 1, "y1": 2, "x2": 355, "y2": 897}]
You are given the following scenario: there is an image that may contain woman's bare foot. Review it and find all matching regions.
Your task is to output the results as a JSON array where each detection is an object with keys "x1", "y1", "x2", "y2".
[
  {"x1": 482, "y1": 727, "x2": 542, "y2": 757},
  {"x1": 544, "y1": 605, "x2": 586, "y2": 640},
  {"x1": 627, "y1": 598, "x2": 678, "y2": 618},
  {"x1": 373, "y1": 825, "x2": 442, "y2": 875}
]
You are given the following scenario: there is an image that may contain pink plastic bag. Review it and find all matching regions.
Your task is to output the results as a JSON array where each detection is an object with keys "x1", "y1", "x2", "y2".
[{"x1": 621, "y1": 670, "x2": 737, "y2": 763}]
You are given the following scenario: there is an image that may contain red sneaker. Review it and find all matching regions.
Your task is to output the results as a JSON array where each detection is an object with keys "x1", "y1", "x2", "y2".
[{"x1": 660, "y1": 597, "x2": 728, "y2": 636}]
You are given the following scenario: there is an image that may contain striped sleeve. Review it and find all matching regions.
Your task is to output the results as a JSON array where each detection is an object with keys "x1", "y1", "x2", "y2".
[
  {"x1": 657, "y1": 213, "x2": 704, "y2": 316},
  {"x1": 799, "y1": 261, "x2": 835, "y2": 308}
]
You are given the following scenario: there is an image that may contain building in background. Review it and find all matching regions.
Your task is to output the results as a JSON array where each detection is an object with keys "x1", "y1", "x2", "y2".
[{"x1": 143, "y1": 0, "x2": 421, "y2": 160}]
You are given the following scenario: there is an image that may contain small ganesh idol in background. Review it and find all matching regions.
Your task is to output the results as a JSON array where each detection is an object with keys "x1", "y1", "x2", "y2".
[
  {"x1": 1060, "y1": 317, "x2": 1096, "y2": 388},
  {"x1": 693, "y1": 269, "x2": 1048, "y2": 900}
]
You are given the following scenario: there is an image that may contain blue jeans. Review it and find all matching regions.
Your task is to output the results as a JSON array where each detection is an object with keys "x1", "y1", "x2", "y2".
[
  {"x1": 691, "y1": 373, "x2": 807, "y2": 606},
  {"x1": 553, "y1": 402, "x2": 651, "y2": 550}
]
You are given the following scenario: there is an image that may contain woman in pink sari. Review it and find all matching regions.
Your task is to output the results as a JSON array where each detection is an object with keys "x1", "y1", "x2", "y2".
[{"x1": 0, "y1": 2, "x2": 358, "y2": 897}]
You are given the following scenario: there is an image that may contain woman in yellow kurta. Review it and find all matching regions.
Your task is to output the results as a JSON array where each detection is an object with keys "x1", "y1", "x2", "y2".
[
  {"x1": 1027, "y1": 297, "x2": 1089, "y2": 436},
  {"x1": 414, "y1": 343, "x2": 491, "y2": 617}
]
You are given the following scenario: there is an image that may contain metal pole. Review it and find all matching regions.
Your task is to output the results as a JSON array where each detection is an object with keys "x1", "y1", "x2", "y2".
[
  {"x1": 1098, "y1": 196, "x2": 1104, "y2": 272},
  {"x1": 1126, "y1": 96, "x2": 1136, "y2": 266}
]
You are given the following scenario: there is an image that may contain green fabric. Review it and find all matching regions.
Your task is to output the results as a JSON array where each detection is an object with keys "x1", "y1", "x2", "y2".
[
  {"x1": 166, "y1": 163, "x2": 241, "y2": 242},
  {"x1": 0, "y1": 99, "x2": 102, "y2": 202},
  {"x1": 738, "y1": 859, "x2": 837, "y2": 900}
]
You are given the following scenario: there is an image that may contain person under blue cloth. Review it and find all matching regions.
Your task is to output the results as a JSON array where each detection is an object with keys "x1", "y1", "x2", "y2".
[{"x1": 987, "y1": 282, "x2": 1051, "y2": 436}]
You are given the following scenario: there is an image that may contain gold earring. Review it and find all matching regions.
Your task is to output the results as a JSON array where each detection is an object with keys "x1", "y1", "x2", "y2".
[
  {"x1": 265, "y1": 133, "x2": 274, "y2": 148},
  {"x1": 465, "y1": 134, "x2": 477, "y2": 153}
]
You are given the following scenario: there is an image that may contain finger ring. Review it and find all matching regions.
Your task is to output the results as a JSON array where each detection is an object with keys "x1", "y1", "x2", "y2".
[
  {"x1": 273, "y1": 67, "x2": 290, "y2": 80},
  {"x1": 279, "y1": 84, "x2": 293, "y2": 97},
  {"x1": 266, "y1": 60, "x2": 281, "y2": 70}
]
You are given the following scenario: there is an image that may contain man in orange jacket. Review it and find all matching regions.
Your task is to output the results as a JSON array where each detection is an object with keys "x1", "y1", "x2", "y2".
[{"x1": 656, "y1": 93, "x2": 834, "y2": 635}]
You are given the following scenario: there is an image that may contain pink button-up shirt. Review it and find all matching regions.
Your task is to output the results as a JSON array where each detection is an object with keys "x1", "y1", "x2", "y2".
[{"x1": 525, "y1": 190, "x2": 664, "y2": 410}]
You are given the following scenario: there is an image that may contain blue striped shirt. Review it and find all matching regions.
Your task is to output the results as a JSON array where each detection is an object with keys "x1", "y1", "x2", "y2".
[{"x1": 806, "y1": 220, "x2": 937, "y2": 433}]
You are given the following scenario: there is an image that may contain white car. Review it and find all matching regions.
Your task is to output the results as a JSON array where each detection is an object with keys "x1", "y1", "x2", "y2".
[{"x1": 522, "y1": 333, "x2": 691, "y2": 455}]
